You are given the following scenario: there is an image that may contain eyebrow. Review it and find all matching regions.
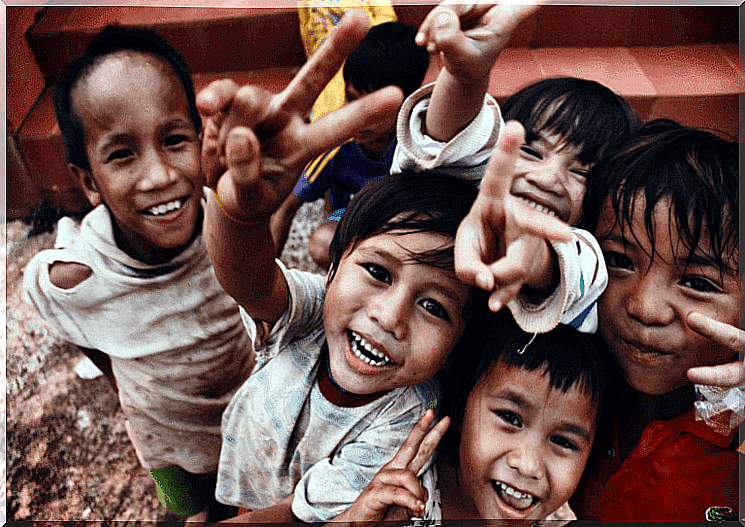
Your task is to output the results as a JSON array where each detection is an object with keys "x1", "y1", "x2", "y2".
[
  {"x1": 557, "y1": 422, "x2": 593, "y2": 443},
  {"x1": 495, "y1": 389, "x2": 535, "y2": 413}
]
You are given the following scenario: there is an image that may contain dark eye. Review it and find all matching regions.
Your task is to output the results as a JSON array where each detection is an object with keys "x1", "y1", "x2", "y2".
[
  {"x1": 165, "y1": 134, "x2": 189, "y2": 147},
  {"x1": 603, "y1": 251, "x2": 634, "y2": 271},
  {"x1": 520, "y1": 146, "x2": 541, "y2": 159},
  {"x1": 363, "y1": 263, "x2": 391, "y2": 284},
  {"x1": 496, "y1": 410, "x2": 522, "y2": 428},
  {"x1": 107, "y1": 148, "x2": 133, "y2": 162},
  {"x1": 419, "y1": 298, "x2": 451, "y2": 322},
  {"x1": 570, "y1": 169, "x2": 588, "y2": 179},
  {"x1": 550, "y1": 435, "x2": 579, "y2": 451},
  {"x1": 680, "y1": 276, "x2": 721, "y2": 293}
]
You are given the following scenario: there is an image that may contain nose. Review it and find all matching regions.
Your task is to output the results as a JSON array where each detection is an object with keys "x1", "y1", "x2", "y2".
[
  {"x1": 139, "y1": 149, "x2": 177, "y2": 191},
  {"x1": 506, "y1": 442, "x2": 545, "y2": 480},
  {"x1": 625, "y1": 270, "x2": 675, "y2": 327},
  {"x1": 523, "y1": 156, "x2": 565, "y2": 195},
  {"x1": 368, "y1": 286, "x2": 409, "y2": 340}
]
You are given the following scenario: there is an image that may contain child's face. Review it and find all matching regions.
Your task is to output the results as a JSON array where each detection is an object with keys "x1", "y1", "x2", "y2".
[
  {"x1": 512, "y1": 131, "x2": 589, "y2": 226},
  {"x1": 71, "y1": 51, "x2": 203, "y2": 263},
  {"x1": 596, "y1": 195, "x2": 740, "y2": 395},
  {"x1": 345, "y1": 85, "x2": 396, "y2": 153},
  {"x1": 324, "y1": 230, "x2": 471, "y2": 395},
  {"x1": 458, "y1": 361, "x2": 596, "y2": 522}
]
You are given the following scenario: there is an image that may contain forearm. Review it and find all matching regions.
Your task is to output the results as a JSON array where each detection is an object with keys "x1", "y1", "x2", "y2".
[
  {"x1": 205, "y1": 191, "x2": 288, "y2": 323},
  {"x1": 270, "y1": 193, "x2": 303, "y2": 257},
  {"x1": 425, "y1": 68, "x2": 490, "y2": 142}
]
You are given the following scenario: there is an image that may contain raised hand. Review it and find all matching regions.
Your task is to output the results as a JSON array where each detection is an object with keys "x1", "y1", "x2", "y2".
[
  {"x1": 197, "y1": 9, "x2": 403, "y2": 224},
  {"x1": 415, "y1": 0, "x2": 540, "y2": 84},
  {"x1": 455, "y1": 121, "x2": 572, "y2": 313},
  {"x1": 686, "y1": 312, "x2": 745, "y2": 388},
  {"x1": 332, "y1": 409, "x2": 450, "y2": 525}
]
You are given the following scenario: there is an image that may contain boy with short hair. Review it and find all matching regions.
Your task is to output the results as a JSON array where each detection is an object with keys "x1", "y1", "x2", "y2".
[
  {"x1": 270, "y1": 21, "x2": 430, "y2": 268},
  {"x1": 571, "y1": 119, "x2": 740, "y2": 520},
  {"x1": 24, "y1": 25, "x2": 252, "y2": 520}
]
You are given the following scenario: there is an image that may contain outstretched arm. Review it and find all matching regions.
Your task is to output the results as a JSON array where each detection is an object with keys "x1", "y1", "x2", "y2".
[
  {"x1": 455, "y1": 121, "x2": 572, "y2": 313},
  {"x1": 197, "y1": 10, "x2": 402, "y2": 323},
  {"x1": 416, "y1": 1, "x2": 540, "y2": 142}
]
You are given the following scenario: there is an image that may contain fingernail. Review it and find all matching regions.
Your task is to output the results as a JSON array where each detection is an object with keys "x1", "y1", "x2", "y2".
[{"x1": 489, "y1": 298, "x2": 502, "y2": 312}]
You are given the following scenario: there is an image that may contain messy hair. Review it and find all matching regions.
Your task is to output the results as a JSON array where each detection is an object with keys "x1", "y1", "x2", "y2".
[
  {"x1": 441, "y1": 311, "x2": 607, "y2": 461},
  {"x1": 328, "y1": 171, "x2": 479, "y2": 283},
  {"x1": 503, "y1": 77, "x2": 640, "y2": 167},
  {"x1": 54, "y1": 25, "x2": 201, "y2": 172},
  {"x1": 343, "y1": 22, "x2": 430, "y2": 99},
  {"x1": 582, "y1": 119, "x2": 739, "y2": 274}
]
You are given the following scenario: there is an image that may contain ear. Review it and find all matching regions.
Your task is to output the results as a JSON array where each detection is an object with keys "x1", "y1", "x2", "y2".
[{"x1": 70, "y1": 164, "x2": 102, "y2": 207}]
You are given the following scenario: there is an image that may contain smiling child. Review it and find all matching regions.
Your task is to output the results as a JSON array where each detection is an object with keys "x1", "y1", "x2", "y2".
[
  {"x1": 24, "y1": 26, "x2": 252, "y2": 520},
  {"x1": 572, "y1": 119, "x2": 740, "y2": 520},
  {"x1": 337, "y1": 315, "x2": 606, "y2": 524}
]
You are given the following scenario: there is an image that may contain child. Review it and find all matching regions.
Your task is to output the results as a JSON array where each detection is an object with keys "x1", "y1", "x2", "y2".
[
  {"x1": 270, "y1": 21, "x2": 430, "y2": 268},
  {"x1": 195, "y1": 11, "x2": 596, "y2": 522},
  {"x1": 336, "y1": 314, "x2": 607, "y2": 524},
  {"x1": 391, "y1": 2, "x2": 640, "y2": 334},
  {"x1": 24, "y1": 26, "x2": 253, "y2": 520},
  {"x1": 570, "y1": 119, "x2": 740, "y2": 521}
]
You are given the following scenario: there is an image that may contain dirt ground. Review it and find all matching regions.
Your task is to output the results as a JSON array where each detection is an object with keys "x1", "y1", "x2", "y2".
[{"x1": 4, "y1": 201, "x2": 325, "y2": 523}]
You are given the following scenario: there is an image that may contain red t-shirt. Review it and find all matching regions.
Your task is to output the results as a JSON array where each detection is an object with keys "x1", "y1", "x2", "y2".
[{"x1": 572, "y1": 406, "x2": 738, "y2": 521}]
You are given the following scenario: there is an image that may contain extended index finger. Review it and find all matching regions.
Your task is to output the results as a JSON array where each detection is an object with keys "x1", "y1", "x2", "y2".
[
  {"x1": 407, "y1": 416, "x2": 450, "y2": 476},
  {"x1": 686, "y1": 312, "x2": 744, "y2": 352},
  {"x1": 303, "y1": 86, "x2": 403, "y2": 160},
  {"x1": 387, "y1": 409, "x2": 438, "y2": 470},
  {"x1": 274, "y1": 9, "x2": 371, "y2": 116}
]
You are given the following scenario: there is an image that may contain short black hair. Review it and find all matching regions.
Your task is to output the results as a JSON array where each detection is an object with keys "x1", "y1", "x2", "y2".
[
  {"x1": 503, "y1": 77, "x2": 640, "y2": 167},
  {"x1": 582, "y1": 119, "x2": 739, "y2": 274},
  {"x1": 54, "y1": 25, "x2": 201, "y2": 172},
  {"x1": 441, "y1": 312, "x2": 607, "y2": 461},
  {"x1": 328, "y1": 171, "x2": 478, "y2": 283},
  {"x1": 342, "y1": 22, "x2": 430, "y2": 99}
]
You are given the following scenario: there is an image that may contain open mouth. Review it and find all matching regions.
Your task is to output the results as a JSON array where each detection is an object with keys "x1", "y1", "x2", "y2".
[
  {"x1": 492, "y1": 481, "x2": 538, "y2": 513},
  {"x1": 144, "y1": 198, "x2": 184, "y2": 216},
  {"x1": 349, "y1": 330, "x2": 394, "y2": 367},
  {"x1": 517, "y1": 196, "x2": 558, "y2": 219}
]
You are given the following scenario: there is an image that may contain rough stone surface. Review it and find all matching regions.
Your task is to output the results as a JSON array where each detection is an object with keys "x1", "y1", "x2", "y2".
[{"x1": 5, "y1": 200, "x2": 325, "y2": 522}]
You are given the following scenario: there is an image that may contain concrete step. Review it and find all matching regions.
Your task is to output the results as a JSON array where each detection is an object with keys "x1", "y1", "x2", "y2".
[{"x1": 8, "y1": 4, "x2": 742, "y2": 216}]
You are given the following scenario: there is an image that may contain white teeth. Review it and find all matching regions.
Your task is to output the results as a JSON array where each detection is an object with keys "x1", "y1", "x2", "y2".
[
  {"x1": 148, "y1": 199, "x2": 183, "y2": 216},
  {"x1": 521, "y1": 198, "x2": 556, "y2": 218},
  {"x1": 499, "y1": 482, "x2": 534, "y2": 501},
  {"x1": 350, "y1": 331, "x2": 393, "y2": 366}
]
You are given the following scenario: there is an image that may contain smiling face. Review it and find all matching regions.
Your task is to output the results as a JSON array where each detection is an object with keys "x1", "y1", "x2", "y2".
[
  {"x1": 510, "y1": 131, "x2": 590, "y2": 226},
  {"x1": 458, "y1": 361, "x2": 596, "y2": 523},
  {"x1": 324, "y1": 230, "x2": 471, "y2": 395},
  {"x1": 597, "y1": 195, "x2": 741, "y2": 395},
  {"x1": 71, "y1": 51, "x2": 203, "y2": 264}
]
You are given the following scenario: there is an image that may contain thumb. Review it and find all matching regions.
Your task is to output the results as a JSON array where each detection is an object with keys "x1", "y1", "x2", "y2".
[{"x1": 429, "y1": 8, "x2": 468, "y2": 57}]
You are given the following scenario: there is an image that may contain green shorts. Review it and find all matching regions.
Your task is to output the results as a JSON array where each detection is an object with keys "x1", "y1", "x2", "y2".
[{"x1": 149, "y1": 466, "x2": 218, "y2": 516}]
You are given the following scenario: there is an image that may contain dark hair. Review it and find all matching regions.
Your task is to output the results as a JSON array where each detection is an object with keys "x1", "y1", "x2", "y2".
[
  {"x1": 54, "y1": 25, "x2": 201, "y2": 172},
  {"x1": 582, "y1": 119, "x2": 739, "y2": 274},
  {"x1": 328, "y1": 171, "x2": 478, "y2": 283},
  {"x1": 441, "y1": 312, "x2": 607, "y2": 461},
  {"x1": 343, "y1": 22, "x2": 430, "y2": 99},
  {"x1": 503, "y1": 77, "x2": 640, "y2": 167}
]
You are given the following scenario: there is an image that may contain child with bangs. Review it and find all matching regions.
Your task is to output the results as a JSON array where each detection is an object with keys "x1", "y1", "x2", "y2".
[
  {"x1": 392, "y1": 2, "x2": 640, "y2": 335},
  {"x1": 339, "y1": 313, "x2": 607, "y2": 525},
  {"x1": 570, "y1": 119, "x2": 741, "y2": 521}
]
